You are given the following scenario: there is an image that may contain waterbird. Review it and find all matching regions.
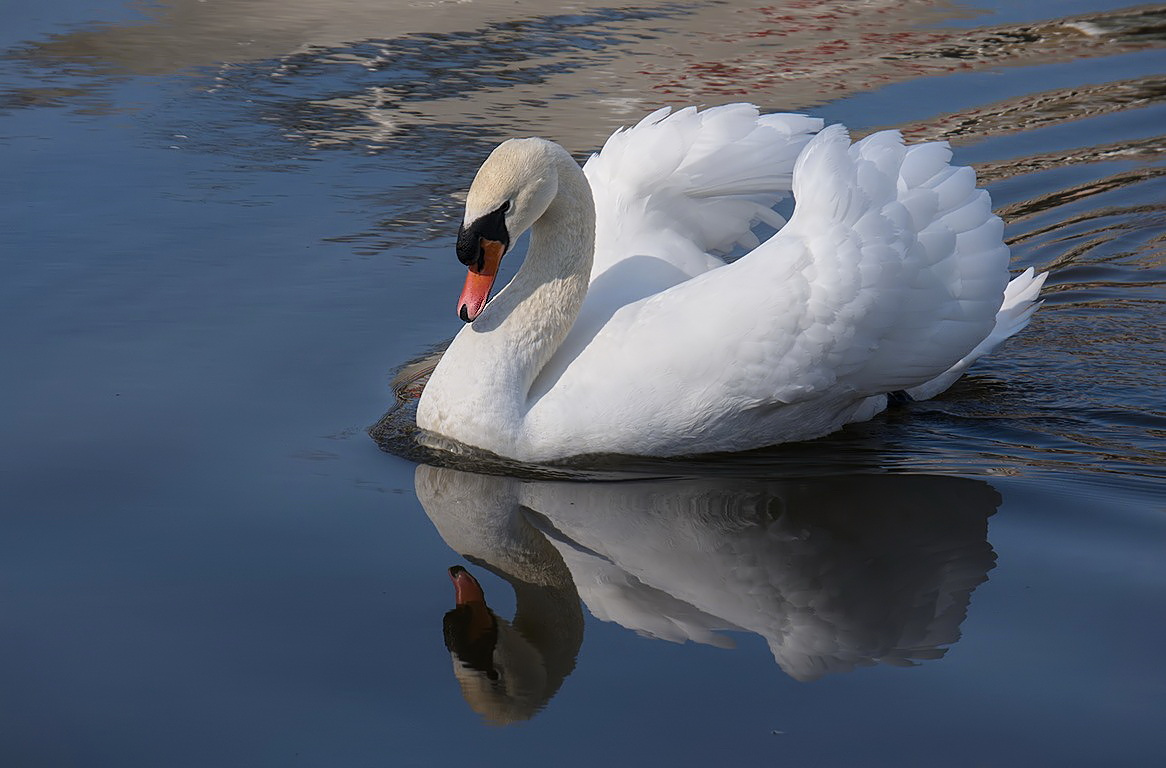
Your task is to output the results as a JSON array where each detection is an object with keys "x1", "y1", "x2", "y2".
[{"x1": 417, "y1": 104, "x2": 1046, "y2": 461}]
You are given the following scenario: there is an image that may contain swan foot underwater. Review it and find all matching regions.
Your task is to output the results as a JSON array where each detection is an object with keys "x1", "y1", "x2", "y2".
[{"x1": 415, "y1": 104, "x2": 1046, "y2": 462}]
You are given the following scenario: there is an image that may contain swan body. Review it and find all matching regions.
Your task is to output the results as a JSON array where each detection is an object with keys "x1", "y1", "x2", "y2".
[{"x1": 417, "y1": 104, "x2": 1046, "y2": 461}]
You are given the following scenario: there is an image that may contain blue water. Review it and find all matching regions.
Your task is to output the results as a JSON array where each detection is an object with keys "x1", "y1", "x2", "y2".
[{"x1": 2, "y1": 1, "x2": 1163, "y2": 765}]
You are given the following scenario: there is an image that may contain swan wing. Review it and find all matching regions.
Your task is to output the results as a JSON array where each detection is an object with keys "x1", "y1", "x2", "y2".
[
  {"x1": 548, "y1": 105, "x2": 821, "y2": 392},
  {"x1": 582, "y1": 103, "x2": 822, "y2": 282},
  {"x1": 527, "y1": 125, "x2": 1031, "y2": 457}
]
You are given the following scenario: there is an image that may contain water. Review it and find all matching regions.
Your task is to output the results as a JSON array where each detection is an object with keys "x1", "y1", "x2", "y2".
[{"x1": 1, "y1": 1, "x2": 1163, "y2": 765}]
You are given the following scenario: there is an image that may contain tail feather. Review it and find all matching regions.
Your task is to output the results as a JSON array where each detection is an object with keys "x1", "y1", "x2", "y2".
[
  {"x1": 778, "y1": 126, "x2": 1045, "y2": 398},
  {"x1": 905, "y1": 267, "x2": 1048, "y2": 401}
]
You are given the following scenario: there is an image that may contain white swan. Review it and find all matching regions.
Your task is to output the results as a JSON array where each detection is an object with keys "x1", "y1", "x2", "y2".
[{"x1": 417, "y1": 104, "x2": 1046, "y2": 462}]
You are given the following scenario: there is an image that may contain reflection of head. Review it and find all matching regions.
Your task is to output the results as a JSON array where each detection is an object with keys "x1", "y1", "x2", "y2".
[
  {"x1": 447, "y1": 619, "x2": 549, "y2": 726},
  {"x1": 443, "y1": 567, "x2": 499, "y2": 680},
  {"x1": 440, "y1": 564, "x2": 565, "y2": 725}
]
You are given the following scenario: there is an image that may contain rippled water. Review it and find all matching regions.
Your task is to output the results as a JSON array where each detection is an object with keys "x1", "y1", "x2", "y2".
[{"x1": 2, "y1": 1, "x2": 1163, "y2": 765}]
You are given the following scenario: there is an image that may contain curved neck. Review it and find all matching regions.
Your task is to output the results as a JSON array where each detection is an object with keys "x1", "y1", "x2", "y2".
[
  {"x1": 473, "y1": 524, "x2": 585, "y2": 700},
  {"x1": 474, "y1": 148, "x2": 595, "y2": 391},
  {"x1": 421, "y1": 147, "x2": 594, "y2": 454}
]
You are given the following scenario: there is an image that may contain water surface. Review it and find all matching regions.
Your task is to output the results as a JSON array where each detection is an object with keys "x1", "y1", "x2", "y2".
[{"x1": 1, "y1": 1, "x2": 1163, "y2": 765}]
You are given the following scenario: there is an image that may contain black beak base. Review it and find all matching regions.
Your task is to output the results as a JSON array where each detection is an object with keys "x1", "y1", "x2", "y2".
[{"x1": 456, "y1": 203, "x2": 511, "y2": 270}]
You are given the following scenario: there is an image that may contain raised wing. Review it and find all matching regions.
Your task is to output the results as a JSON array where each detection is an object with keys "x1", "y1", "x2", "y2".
[
  {"x1": 582, "y1": 104, "x2": 822, "y2": 281},
  {"x1": 552, "y1": 105, "x2": 821, "y2": 386}
]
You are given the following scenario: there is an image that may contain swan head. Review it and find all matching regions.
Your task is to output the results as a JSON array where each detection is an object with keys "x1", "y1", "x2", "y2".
[{"x1": 456, "y1": 137, "x2": 562, "y2": 322}]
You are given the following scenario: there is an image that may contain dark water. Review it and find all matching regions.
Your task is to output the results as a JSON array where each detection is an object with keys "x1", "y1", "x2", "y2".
[{"x1": 2, "y1": 1, "x2": 1164, "y2": 765}]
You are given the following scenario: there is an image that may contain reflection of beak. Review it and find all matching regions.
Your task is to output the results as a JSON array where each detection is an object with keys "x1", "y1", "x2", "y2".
[
  {"x1": 448, "y1": 565, "x2": 495, "y2": 646},
  {"x1": 458, "y1": 238, "x2": 504, "y2": 323},
  {"x1": 444, "y1": 565, "x2": 502, "y2": 685},
  {"x1": 449, "y1": 564, "x2": 486, "y2": 605}
]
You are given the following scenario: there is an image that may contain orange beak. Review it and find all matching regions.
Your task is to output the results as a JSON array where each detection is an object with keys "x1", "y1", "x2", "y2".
[{"x1": 458, "y1": 238, "x2": 505, "y2": 323}]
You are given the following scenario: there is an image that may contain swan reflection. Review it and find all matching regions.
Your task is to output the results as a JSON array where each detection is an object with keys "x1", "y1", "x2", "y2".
[{"x1": 418, "y1": 464, "x2": 1000, "y2": 722}]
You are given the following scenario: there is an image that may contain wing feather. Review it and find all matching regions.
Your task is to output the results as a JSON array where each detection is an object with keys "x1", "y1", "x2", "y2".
[
  {"x1": 525, "y1": 124, "x2": 1028, "y2": 456},
  {"x1": 583, "y1": 103, "x2": 822, "y2": 279}
]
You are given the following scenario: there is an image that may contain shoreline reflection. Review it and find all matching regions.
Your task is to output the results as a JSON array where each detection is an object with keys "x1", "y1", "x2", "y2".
[{"x1": 418, "y1": 464, "x2": 999, "y2": 722}]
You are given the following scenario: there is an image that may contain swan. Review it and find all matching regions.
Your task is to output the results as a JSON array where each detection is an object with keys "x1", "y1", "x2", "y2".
[{"x1": 416, "y1": 104, "x2": 1046, "y2": 462}]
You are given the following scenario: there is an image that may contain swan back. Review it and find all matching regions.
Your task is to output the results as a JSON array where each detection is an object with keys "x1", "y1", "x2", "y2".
[{"x1": 522, "y1": 125, "x2": 1025, "y2": 458}]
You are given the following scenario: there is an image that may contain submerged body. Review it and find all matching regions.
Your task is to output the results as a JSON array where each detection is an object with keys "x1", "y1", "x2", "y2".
[{"x1": 416, "y1": 104, "x2": 1045, "y2": 462}]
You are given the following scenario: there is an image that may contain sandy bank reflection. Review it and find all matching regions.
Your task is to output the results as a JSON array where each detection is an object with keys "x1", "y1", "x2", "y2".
[
  {"x1": 418, "y1": 464, "x2": 1000, "y2": 722},
  {"x1": 13, "y1": 1, "x2": 1160, "y2": 149}
]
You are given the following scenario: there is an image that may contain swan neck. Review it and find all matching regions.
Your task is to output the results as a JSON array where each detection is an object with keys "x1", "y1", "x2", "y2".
[
  {"x1": 513, "y1": 148, "x2": 594, "y2": 349},
  {"x1": 416, "y1": 144, "x2": 594, "y2": 457},
  {"x1": 482, "y1": 148, "x2": 595, "y2": 400}
]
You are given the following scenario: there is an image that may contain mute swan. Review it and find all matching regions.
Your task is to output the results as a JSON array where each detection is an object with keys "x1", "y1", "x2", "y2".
[{"x1": 416, "y1": 104, "x2": 1046, "y2": 461}]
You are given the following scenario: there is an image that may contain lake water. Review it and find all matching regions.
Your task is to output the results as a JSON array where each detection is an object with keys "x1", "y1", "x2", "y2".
[{"x1": 2, "y1": 1, "x2": 1163, "y2": 765}]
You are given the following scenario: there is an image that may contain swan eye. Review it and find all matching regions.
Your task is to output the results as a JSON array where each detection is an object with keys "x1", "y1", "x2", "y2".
[{"x1": 499, "y1": 200, "x2": 511, "y2": 214}]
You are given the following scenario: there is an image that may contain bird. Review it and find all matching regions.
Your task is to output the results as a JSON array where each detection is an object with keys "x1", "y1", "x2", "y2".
[{"x1": 415, "y1": 103, "x2": 1046, "y2": 462}]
